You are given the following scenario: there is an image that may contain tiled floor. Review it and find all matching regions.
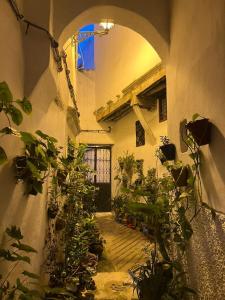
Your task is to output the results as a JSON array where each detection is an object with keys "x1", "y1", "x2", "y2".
[{"x1": 93, "y1": 212, "x2": 148, "y2": 300}]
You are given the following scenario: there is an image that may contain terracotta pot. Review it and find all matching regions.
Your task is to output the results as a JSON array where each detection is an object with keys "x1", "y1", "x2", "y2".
[
  {"x1": 160, "y1": 144, "x2": 176, "y2": 160},
  {"x1": 55, "y1": 218, "x2": 66, "y2": 231},
  {"x1": 186, "y1": 118, "x2": 211, "y2": 146},
  {"x1": 171, "y1": 167, "x2": 189, "y2": 187}
]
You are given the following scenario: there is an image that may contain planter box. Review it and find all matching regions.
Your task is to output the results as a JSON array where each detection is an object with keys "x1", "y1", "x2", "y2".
[
  {"x1": 171, "y1": 166, "x2": 189, "y2": 187},
  {"x1": 186, "y1": 118, "x2": 211, "y2": 146},
  {"x1": 160, "y1": 144, "x2": 176, "y2": 161}
]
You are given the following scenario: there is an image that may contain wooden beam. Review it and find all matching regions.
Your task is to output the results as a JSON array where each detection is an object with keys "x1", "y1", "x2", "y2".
[{"x1": 95, "y1": 63, "x2": 166, "y2": 122}]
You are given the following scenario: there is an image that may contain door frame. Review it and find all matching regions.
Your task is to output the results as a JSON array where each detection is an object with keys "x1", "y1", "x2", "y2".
[{"x1": 85, "y1": 144, "x2": 113, "y2": 211}]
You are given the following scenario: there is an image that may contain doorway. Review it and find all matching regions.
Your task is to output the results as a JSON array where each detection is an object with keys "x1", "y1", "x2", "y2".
[{"x1": 84, "y1": 145, "x2": 112, "y2": 212}]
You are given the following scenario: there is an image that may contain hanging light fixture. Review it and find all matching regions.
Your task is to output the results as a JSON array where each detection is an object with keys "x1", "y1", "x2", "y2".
[{"x1": 99, "y1": 20, "x2": 114, "y2": 32}]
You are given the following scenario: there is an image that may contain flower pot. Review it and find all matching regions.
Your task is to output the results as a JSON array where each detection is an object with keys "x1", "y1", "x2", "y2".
[
  {"x1": 48, "y1": 205, "x2": 58, "y2": 219},
  {"x1": 171, "y1": 167, "x2": 188, "y2": 187},
  {"x1": 14, "y1": 156, "x2": 28, "y2": 180},
  {"x1": 160, "y1": 144, "x2": 176, "y2": 161},
  {"x1": 186, "y1": 118, "x2": 211, "y2": 146},
  {"x1": 55, "y1": 218, "x2": 66, "y2": 231}
]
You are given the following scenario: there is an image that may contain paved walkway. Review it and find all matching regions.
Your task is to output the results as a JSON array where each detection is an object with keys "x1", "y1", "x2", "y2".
[{"x1": 93, "y1": 212, "x2": 148, "y2": 300}]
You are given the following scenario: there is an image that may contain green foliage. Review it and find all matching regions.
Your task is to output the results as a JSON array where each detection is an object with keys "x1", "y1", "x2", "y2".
[
  {"x1": 0, "y1": 82, "x2": 32, "y2": 165},
  {"x1": 14, "y1": 130, "x2": 60, "y2": 195},
  {"x1": 0, "y1": 226, "x2": 41, "y2": 300},
  {"x1": 44, "y1": 144, "x2": 101, "y2": 297}
]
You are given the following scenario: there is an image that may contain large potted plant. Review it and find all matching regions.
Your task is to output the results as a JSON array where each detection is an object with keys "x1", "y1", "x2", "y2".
[{"x1": 186, "y1": 113, "x2": 211, "y2": 146}]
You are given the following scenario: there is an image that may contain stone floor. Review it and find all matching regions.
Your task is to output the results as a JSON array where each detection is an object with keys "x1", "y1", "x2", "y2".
[{"x1": 93, "y1": 212, "x2": 148, "y2": 300}]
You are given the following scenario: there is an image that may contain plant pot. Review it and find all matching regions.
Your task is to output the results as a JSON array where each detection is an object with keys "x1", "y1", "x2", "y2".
[
  {"x1": 89, "y1": 242, "x2": 104, "y2": 257},
  {"x1": 171, "y1": 167, "x2": 189, "y2": 187},
  {"x1": 159, "y1": 156, "x2": 167, "y2": 165},
  {"x1": 160, "y1": 144, "x2": 176, "y2": 160},
  {"x1": 55, "y1": 218, "x2": 66, "y2": 231},
  {"x1": 48, "y1": 206, "x2": 58, "y2": 219},
  {"x1": 14, "y1": 156, "x2": 28, "y2": 180},
  {"x1": 186, "y1": 118, "x2": 211, "y2": 146}
]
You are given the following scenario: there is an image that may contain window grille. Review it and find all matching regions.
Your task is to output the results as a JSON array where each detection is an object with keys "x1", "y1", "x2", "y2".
[{"x1": 136, "y1": 121, "x2": 145, "y2": 147}]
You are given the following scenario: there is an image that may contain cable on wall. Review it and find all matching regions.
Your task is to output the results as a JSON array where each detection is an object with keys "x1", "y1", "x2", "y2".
[{"x1": 8, "y1": 0, "x2": 63, "y2": 72}]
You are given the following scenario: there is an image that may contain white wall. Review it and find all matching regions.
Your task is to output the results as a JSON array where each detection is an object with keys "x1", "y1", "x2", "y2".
[
  {"x1": 0, "y1": 0, "x2": 75, "y2": 276},
  {"x1": 112, "y1": 107, "x2": 167, "y2": 196},
  {"x1": 168, "y1": 0, "x2": 225, "y2": 213},
  {"x1": 95, "y1": 25, "x2": 161, "y2": 107},
  {"x1": 167, "y1": 0, "x2": 225, "y2": 297}
]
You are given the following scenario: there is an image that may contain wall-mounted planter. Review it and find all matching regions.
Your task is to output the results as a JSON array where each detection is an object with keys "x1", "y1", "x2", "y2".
[
  {"x1": 14, "y1": 156, "x2": 28, "y2": 180},
  {"x1": 55, "y1": 217, "x2": 66, "y2": 231},
  {"x1": 171, "y1": 166, "x2": 189, "y2": 187},
  {"x1": 160, "y1": 144, "x2": 176, "y2": 161},
  {"x1": 186, "y1": 118, "x2": 211, "y2": 146},
  {"x1": 47, "y1": 205, "x2": 58, "y2": 219}
]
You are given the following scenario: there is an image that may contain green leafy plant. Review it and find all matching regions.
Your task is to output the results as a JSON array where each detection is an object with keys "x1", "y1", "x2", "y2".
[
  {"x1": 14, "y1": 130, "x2": 60, "y2": 195},
  {"x1": 0, "y1": 81, "x2": 32, "y2": 165},
  {"x1": 44, "y1": 144, "x2": 101, "y2": 298},
  {"x1": 0, "y1": 226, "x2": 41, "y2": 299}
]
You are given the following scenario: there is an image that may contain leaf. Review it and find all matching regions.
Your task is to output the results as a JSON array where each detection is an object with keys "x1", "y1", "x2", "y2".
[
  {"x1": 0, "y1": 127, "x2": 13, "y2": 135},
  {"x1": 20, "y1": 132, "x2": 36, "y2": 145},
  {"x1": 36, "y1": 130, "x2": 57, "y2": 143},
  {"x1": 0, "y1": 146, "x2": 7, "y2": 165},
  {"x1": 16, "y1": 279, "x2": 29, "y2": 293},
  {"x1": 16, "y1": 98, "x2": 32, "y2": 114},
  {"x1": 31, "y1": 180, "x2": 43, "y2": 194},
  {"x1": 13, "y1": 253, "x2": 31, "y2": 264},
  {"x1": 0, "y1": 82, "x2": 13, "y2": 103},
  {"x1": 11, "y1": 242, "x2": 37, "y2": 253},
  {"x1": 26, "y1": 161, "x2": 41, "y2": 179},
  {"x1": 22, "y1": 271, "x2": 40, "y2": 280},
  {"x1": 9, "y1": 106, "x2": 23, "y2": 125},
  {"x1": 189, "y1": 152, "x2": 198, "y2": 160},
  {"x1": 192, "y1": 113, "x2": 200, "y2": 121},
  {"x1": 179, "y1": 192, "x2": 189, "y2": 199},
  {"x1": 6, "y1": 226, "x2": 23, "y2": 240}
]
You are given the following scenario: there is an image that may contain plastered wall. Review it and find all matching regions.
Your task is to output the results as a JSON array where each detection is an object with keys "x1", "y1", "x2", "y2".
[
  {"x1": 112, "y1": 108, "x2": 167, "y2": 196},
  {"x1": 95, "y1": 25, "x2": 161, "y2": 107},
  {"x1": 167, "y1": 0, "x2": 225, "y2": 297},
  {"x1": 168, "y1": 0, "x2": 225, "y2": 213},
  {"x1": 0, "y1": 0, "x2": 74, "y2": 275}
]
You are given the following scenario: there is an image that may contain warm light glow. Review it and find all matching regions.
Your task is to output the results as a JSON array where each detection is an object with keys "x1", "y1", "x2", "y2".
[{"x1": 100, "y1": 20, "x2": 114, "y2": 31}]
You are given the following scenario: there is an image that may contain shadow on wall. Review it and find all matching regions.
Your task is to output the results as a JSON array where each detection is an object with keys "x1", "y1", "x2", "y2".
[
  {"x1": 209, "y1": 124, "x2": 225, "y2": 181},
  {"x1": 200, "y1": 124, "x2": 225, "y2": 210},
  {"x1": 0, "y1": 163, "x2": 17, "y2": 223}
]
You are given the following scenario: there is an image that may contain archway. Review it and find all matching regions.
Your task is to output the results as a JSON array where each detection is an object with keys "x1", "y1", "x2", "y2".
[{"x1": 56, "y1": 5, "x2": 169, "y2": 61}]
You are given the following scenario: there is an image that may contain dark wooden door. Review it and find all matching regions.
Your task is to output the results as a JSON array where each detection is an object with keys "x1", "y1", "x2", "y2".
[{"x1": 84, "y1": 146, "x2": 111, "y2": 212}]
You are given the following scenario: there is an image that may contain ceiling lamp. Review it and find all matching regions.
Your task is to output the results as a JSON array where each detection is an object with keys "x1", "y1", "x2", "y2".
[{"x1": 100, "y1": 20, "x2": 114, "y2": 31}]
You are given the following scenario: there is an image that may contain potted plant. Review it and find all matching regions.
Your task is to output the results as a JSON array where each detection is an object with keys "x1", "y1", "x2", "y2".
[
  {"x1": 159, "y1": 136, "x2": 176, "y2": 161},
  {"x1": 166, "y1": 162, "x2": 189, "y2": 187},
  {"x1": 155, "y1": 148, "x2": 166, "y2": 165},
  {"x1": 47, "y1": 201, "x2": 59, "y2": 219},
  {"x1": 186, "y1": 113, "x2": 211, "y2": 146}
]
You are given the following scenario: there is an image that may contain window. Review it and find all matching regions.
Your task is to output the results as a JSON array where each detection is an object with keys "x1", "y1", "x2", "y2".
[
  {"x1": 159, "y1": 96, "x2": 167, "y2": 122},
  {"x1": 136, "y1": 121, "x2": 145, "y2": 147},
  {"x1": 77, "y1": 24, "x2": 95, "y2": 70}
]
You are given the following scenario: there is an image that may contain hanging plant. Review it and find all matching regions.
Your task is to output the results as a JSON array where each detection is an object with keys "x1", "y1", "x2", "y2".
[
  {"x1": 159, "y1": 136, "x2": 176, "y2": 161},
  {"x1": 0, "y1": 81, "x2": 32, "y2": 165},
  {"x1": 14, "y1": 130, "x2": 60, "y2": 195},
  {"x1": 185, "y1": 113, "x2": 211, "y2": 146}
]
